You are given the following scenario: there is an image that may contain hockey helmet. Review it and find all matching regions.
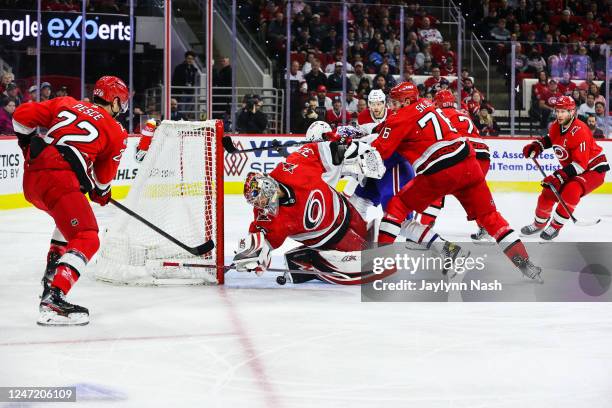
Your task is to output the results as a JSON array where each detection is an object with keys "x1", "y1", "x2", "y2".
[
  {"x1": 434, "y1": 89, "x2": 456, "y2": 109},
  {"x1": 389, "y1": 82, "x2": 419, "y2": 106},
  {"x1": 554, "y1": 95, "x2": 576, "y2": 112},
  {"x1": 93, "y1": 76, "x2": 129, "y2": 114},
  {"x1": 368, "y1": 89, "x2": 386, "y2": 106},
  {"x1": 305, "y1": 121, "x2": 332, "y2": 142}
]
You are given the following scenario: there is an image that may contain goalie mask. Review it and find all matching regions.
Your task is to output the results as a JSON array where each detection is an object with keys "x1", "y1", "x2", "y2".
[{"x1": 244, "y1": 172, "x2": 280, "y2": 215}]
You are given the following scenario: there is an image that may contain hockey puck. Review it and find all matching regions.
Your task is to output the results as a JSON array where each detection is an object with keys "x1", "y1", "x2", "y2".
[{"x1": 276, "y1": 275, "x2": 287, "y2": 285}]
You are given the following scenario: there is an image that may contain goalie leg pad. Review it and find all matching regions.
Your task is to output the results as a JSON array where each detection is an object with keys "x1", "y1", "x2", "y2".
[{"x1": 284, "y1": 246, "x2": 363, "y2": 284}]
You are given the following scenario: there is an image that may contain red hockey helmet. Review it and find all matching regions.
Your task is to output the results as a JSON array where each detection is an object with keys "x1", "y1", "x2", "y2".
[
  {"x1": 434, "y1": 89, "x2": 456, "y2": 109},
  {"x1": 554, "y1": 95, "x2": 576, "y2": 112},
  {"x1": 389, "y1": 82, "x2": 419, "y2": 106},
  {"x1": 93, "y1": 76, "x2": 129, "y2": 114}
]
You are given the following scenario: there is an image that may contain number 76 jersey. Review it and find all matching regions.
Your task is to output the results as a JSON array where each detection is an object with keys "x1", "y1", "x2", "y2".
[
  {"x1": 13, "y1": 96, "x2": 128, "y2": 192},
  {"x1": 371, "y1": 98, "x2": 472, "y2": 175}
]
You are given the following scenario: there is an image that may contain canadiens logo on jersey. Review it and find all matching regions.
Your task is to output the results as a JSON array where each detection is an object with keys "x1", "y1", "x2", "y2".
[
  {"x1": 553, "y1": 144, "x2": 569, "y2": 161},
  {"x1": 282, "y1": 162, "x2": 298, "y2": 174}
]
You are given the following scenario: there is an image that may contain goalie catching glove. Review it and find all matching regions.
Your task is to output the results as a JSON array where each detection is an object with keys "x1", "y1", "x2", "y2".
[
  {"x1": 340, "y1": 141, "x2": 386, "y2": 180},
  {"x1": 233, "y1": 232, "x2": 272, "y2": 275}
]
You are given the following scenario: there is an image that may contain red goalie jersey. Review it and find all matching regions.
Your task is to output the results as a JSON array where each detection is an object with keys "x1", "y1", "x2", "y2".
[
  {"x1": 248, "y1": 143, "x2": 367, "y2": 251},
  {"x1": 547, "y1": 118, "x2": 608, "y2": 174},
  {"x1": 13, "y1": 96, "x2": 127, "y2": 192},
  {"x1": 371, "y1": 98, "x2": 471, "y2": 175}
]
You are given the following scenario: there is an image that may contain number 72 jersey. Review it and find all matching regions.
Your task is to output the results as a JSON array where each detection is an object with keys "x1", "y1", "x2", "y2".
[
  {"x1": 372, "y1": 98, "x2": 472, "y2": 175},
  {"x1": 13, "y1": 96, "x2": 128, "y2": 192}
]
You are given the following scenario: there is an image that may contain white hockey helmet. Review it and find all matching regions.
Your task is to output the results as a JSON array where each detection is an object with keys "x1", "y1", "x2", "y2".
[
  {"x1": 367, "y1": 89, "x2": 386, "y2": 106},
  {"x1": 305, "y1": 121, "x2": 332, "y2": 142}
]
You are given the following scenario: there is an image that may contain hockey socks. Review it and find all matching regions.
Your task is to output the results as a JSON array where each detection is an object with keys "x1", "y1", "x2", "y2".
[{"x1": 50, "y1": 250, "x2": 87, "y2": 295}]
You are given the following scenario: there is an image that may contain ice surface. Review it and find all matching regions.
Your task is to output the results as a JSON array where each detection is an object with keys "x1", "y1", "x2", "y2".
[{"x1": 1, "y1": 193, "x2": 611, "y2": 407}]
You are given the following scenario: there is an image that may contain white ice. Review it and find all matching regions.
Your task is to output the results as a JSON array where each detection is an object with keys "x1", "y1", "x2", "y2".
[{"x1": 1, "y1": 193, "x2": 612, "y2": 407}]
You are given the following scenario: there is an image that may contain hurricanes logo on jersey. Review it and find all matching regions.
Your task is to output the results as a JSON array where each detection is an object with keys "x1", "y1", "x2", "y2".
[
  {"x1": 304, "y1": 190, "x2": 325, "y2": 230},
  {"x1": 553, "y1": 145, "x2": 569, "y2": 161}
]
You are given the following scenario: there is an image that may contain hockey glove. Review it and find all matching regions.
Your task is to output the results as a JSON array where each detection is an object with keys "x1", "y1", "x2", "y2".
[
  {"x1": 89, "y1": 186, "x2": 111, "y2": 206},
  {"x1": 135, "y1": 119, "x2": 158, "y2": 162},
  {"x1": 343, "y1": 142, "x2": 386, "y2": 180},
  {"x1": 233, "y1": 232, "x2": 272, "y2": 276},
  {"x1": 522, "y1": 140, "x2": 544, "y2": 159},
  {"x1": 542, "y1": 169, "x2": 569, "y2": 191}
]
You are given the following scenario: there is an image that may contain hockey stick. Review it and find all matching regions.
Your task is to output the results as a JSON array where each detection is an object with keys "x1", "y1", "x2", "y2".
[
  {"x1": 531, "y1": 158, "x2": 601, "y2": 226},
  {"x1": 159, "y1": 261, "x2": 396, "y2": 285},
  {"x1": 222, "y1": 135, "x2": 309, "y2": 154},
  {"x1": 109, "y1": 199, "x2": 215, "y2": 256}
]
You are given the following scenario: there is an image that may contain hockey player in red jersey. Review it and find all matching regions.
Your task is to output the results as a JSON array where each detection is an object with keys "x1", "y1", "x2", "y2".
[
  {"x1": 521, "y1": 96, "x2": 609, "y2": 240},
  {"x1": 371, "y1": 82, "x2": 542, "y2": 281},
  {"x1": 232, "y1": 140, "x2": 388, "y2": 284},
  {"x1": 419, "y1": 89, "x2": 494, "y2": 243},
  {"x1": 12, "y1": 76, "x2": 130, "y2": 325}
]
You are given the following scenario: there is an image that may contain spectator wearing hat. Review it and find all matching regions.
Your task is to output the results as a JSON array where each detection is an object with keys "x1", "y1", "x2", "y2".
[
  {"x1": 325, "y1": 96, "x2": 350, "y2": 128},
  {"x1": 0, "y1": 98, "x2": 15, "y2": 135},
  {"x1": 325, "y1": 52, "x2": 353, "y2": 74},
  {"x1": 316, "y1": 85, "x2": 333, "y2": 110},
  {"x1": 309, "y1": 13, "x2": 326, "y2": 44},
  {"x1": 304, "y1": 59, "x2": 327, "y2": 94},
  {"x1": 349, "y1": 61, "x2": 369, "y2": 91},
  {"x1": 40, "y1": 82, "x2": 52, "y2": 102},
  {"x1": 26, "y1": 85, "x2": 38, "y2": 103},
  {"x1": 55, "y1": 86, "x2": 69, "y2": 98},
  {"x1": 326, "y1": 62, "x2": 352, "y2": 92},
  {"x1": 2, "y1": 82, "x2": 22, "y2": 106},
  {"x1": 558, "y1": 9, "x2": 578, "y2": 37}
]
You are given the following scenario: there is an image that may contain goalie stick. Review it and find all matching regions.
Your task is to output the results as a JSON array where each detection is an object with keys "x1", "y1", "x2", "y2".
[
  {"x1": 110, "y1": 199, "x2": 215, "y2": 256},
  {"x1": 532, "y1": 158, "x2": 601, "y2": 226},
  {"x1": 222, "y1": 135, "x2": 310, "y2": 155},
  {"x1": 158, "y1": 261, "x2": 396, "y2": 286}
]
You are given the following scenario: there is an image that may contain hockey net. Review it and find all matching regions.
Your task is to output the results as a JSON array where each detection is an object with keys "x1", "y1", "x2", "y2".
[{"x1": 93, "y1": 120, "x2": 224, "y2": 285}]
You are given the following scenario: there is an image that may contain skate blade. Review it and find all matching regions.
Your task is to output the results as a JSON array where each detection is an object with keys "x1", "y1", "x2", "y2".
[{"x1": 37, "y1": 310, "x2": 89, "y2": 326}]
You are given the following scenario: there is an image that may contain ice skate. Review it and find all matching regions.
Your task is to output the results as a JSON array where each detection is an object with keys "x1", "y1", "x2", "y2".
[
  {"x1": 38, "y1": 287, "x2": 89, "y2": 326},
  {"x1": 512, "y1": 256, "x2": 543, "y2": 283}
]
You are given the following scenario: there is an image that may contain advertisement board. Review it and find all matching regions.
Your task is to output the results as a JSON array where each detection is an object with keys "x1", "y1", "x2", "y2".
[
  {"x1": 1, "y1": 135, "x2": 611, "y2": 210},
  {"x1": 0, "y1": 10, "x2": 130, "y2": 49}
]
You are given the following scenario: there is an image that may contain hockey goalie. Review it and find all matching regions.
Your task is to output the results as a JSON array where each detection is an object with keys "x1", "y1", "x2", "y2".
[{"x1": 232, "y1": 139, "x2": 390, "y2": 284}]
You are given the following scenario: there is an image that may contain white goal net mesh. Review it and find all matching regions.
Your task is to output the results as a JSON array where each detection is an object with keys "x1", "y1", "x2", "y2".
[{"x1": 93, "y1": 120, "x2": 224, "y2": 285}]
